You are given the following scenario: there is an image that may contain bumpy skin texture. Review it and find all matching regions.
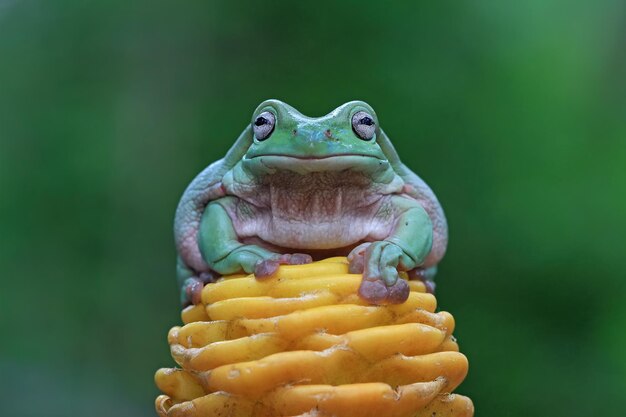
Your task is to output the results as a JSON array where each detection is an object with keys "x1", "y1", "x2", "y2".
[{"x1": 174, "y1": 100, "x2": 448, "y2": 305}]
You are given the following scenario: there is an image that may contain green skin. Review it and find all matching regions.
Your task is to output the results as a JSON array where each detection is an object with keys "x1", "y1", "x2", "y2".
[{"x1": 174, "y1": 100, "x2": 447, "y2": 305}]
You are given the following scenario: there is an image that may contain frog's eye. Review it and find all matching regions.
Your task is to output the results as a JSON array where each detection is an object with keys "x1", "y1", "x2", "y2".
[
  {"x1": 253, "y1": 111, "x2": 276, "y2": 141},
  {"x1": 351, "y1": 111, "x2": 376, "y2": 141}
]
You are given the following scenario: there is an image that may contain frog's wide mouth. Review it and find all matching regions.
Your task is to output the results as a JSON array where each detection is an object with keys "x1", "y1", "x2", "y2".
[
  {"x1": 248, "y1": 153, "x2": 385, "y2": 161},
  {"x1": 242, "y1": 154, "x2": 389, "y2": 175}
]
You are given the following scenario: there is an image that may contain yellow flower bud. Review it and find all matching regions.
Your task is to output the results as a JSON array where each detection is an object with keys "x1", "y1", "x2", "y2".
[{"x1": 156, "y1": 257, "x2": 473, "y2": 417}]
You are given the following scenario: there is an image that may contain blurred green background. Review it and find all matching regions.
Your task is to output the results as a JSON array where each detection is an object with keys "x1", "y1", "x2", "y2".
[{"x1": 1, "y1": 0, "x2": 625, "y2": 416}]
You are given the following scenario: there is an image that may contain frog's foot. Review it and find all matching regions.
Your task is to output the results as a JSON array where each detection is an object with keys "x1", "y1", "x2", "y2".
[
  {"x1": 358, "y1": 275, "x2": 410, "y2": 305},
  {"x1": 354, "y1": 241, "x2": 411, "y2": 305},
  {"x1": 254, "y1": 253, "x2": 313, "y2": 279},
  {"x1": 181, "y1": 271, "x2": 219, "y2": 306},
  {"x1": 408, "y1": 267, "x2": 437, "y2": 294}
]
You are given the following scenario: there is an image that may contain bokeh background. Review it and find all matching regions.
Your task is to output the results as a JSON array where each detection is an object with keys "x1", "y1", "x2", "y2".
[{"x1": 1, "y1": 0, "x2": 625, "y2": 416}]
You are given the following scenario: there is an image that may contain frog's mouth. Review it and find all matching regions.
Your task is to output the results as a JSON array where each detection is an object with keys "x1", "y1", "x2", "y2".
[{"x1": 243, "y1": 154, "x2": 390, "y2": 176}]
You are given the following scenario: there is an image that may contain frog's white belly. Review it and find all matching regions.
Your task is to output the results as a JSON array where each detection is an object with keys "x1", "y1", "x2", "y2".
[
  {"x1": 261, "y1": 216, "x2": 382, "y2": 249},
  {"x1": 229, "y1": 171, "x2": 397, "y2": 250}
]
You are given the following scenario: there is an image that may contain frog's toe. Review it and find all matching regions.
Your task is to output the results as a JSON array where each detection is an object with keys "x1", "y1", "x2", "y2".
[
  {"x1": 254, "y1": 254, "x2": 313, "y2": 279},
  {"x1": 348, "y1": 255, "x2": 365, "y2": 274},
  {"x1": 386, "y1": 278, "x2": 410, "y2": 303},
  {"x1": 357, "y1": 277, "x2": 389, "y2": 305},
  {"x1": 283, "y1": 253, "x2": 313, "y2": 265},
  {"x1": 254, "y1": 259, "x2": 281, "y2": 279},
  {"x1": 182, "y1": 277, "x2": 204, "y2": 306},
  {"x1": 347, "y1": 243, "x2": 371, "y2": 273},
  {"x1": 357, "y1": 276, "x2": 410, "y2": 305}
]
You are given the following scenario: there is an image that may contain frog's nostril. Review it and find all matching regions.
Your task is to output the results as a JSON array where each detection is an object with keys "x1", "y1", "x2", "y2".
[
  {"x1": 324, "y1": 129, "x2": 332, "y2": 139},
  {"x1": 292, "y1": 129, "x2": 297, "y2": 135}
]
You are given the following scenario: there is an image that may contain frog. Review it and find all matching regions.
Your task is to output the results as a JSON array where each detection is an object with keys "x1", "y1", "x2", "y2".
[{"x1": 174, "y1": 99, "x2": 447, "y2": 306}]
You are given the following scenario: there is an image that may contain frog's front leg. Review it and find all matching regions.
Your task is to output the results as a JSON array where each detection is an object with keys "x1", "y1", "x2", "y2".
[
  {"x1": 191, "y1": 198, "x2": 312, "y2": 303},
  {"x1": 348, "y1": 196, "x2": 433, "y2": 305}
]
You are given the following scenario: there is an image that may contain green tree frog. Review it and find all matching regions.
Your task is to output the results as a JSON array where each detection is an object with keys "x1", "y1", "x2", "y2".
[{"x1": 175, "y1": 100, "x2": 447, "y2": 306}]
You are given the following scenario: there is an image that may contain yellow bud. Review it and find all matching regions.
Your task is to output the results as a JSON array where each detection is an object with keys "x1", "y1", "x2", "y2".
[{"x1": 156, "y1": 258, "x2": 473, "y2": 417}]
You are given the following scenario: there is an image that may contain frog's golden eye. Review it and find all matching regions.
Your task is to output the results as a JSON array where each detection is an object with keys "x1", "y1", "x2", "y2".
[
  {"x1": 352, "y1": 111, "x2": 376, "y2": 141},
  {"x1": 253, "y1": 111, "x2": 276, "y2": 141}
]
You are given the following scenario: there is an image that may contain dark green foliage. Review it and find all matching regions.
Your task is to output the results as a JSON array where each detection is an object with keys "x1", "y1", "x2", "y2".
[{"x1": 0, "y1": 1, "x2": 624, "y2": 416}]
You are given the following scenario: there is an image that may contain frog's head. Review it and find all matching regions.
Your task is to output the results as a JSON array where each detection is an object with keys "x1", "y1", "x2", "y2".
[{"x1": 241, "y1": 99, "x2": 393, "y2": 177}]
